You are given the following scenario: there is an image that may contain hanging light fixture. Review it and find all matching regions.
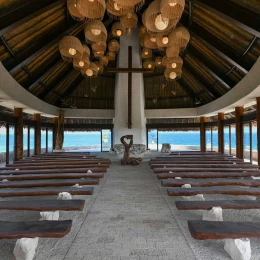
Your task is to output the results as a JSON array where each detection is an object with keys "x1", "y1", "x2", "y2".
[
  {"x1": 113, "y1": 0, "x2": 145, "y2": 11},
  {"x1": 94, "y1": 61, "x2": 104, "y2": 73},
  {"x1": 162, "y1": 56, "x2": 183, "y2": 69},
  {"x1": 59, "y1": 36, "x2": 83, "y2": 61},
  {"x1": 106, "y1": 51, "x2": 116, "y2": 61},
  {"x1": 169, "y1": 27, "x2": 190, "y2": 49},
  {"x1": 160, "y1": 0, "x2": 185, "y2": 20},
  {"x1": 73, "y1": 53, "x2": 90, "y2": 70},
  {"x1": 67, "y1": 0, "x2": 85, "y2": 21},
  {"x1": 93, "y1": 50, "x2": 105, "y2": 58},
  {"x1": 92, "y1": 41, "x2": 107, "y2": 52},
  {"x1": 166, "y1": 46, "x2": 180, "y2": 58},
  {"x1": 82, "y1": 62, "x2": 99, "y2": 77},
  {"x1": 120, "y1": 12, "x2": 138, "y2": 29},
  {"x1": 164, "y1": 68, "x2": 182, "y2": 80},
  {"x1": 156, "y1": 32, "x2": 171, "y2": 48},
  {"x1": 144, "y1": 33, "x2": 158, "y2": 49},
  {"x1": 107, "y1": 0, "x2": 130, "y2": 18},
  {"x1": 77, "y1": 0, "x2": 106, "y2": 19},
  {"x1": 99, "y1": 55, "x2": 109, "y2": 66},
  {"x1": 139, "y1": 26, "x2": 147, "y2": 38},
  {"x1": 108, "y1": 39, "x2": 120, "y2": 52},
  {"x1": 143, "y1": 59, "x2": 155, "y2": 70},
  {"x1": 141, "y1": 48, "x2": 152, "y2": 59},
  {"x1": 84, "y1": 20, "x2": 107, "y2": 43},
  {"x1": 155, "y1": 56, "x2": 163, "y2": 67},
  {"x1": 112, "y1": 22, "x2": 126, "y2": 38}
]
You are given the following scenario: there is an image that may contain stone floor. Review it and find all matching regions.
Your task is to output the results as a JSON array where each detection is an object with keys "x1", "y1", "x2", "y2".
[{"x1": 1, "y1": 152, "x2": 260, "y2": 260}]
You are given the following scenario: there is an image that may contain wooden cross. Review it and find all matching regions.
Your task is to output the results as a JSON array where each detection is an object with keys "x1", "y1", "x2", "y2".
[{"x1": 107, "y1": 46, "x2": 153, "y2": 129}]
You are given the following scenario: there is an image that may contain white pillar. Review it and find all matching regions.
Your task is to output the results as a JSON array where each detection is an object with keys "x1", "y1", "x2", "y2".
[{"x1": 114, "y1": 28, "x2": 146, "y2": 145}]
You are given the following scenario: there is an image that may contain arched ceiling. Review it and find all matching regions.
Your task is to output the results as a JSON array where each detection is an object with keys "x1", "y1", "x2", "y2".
[{"x1": 0, "y1": 0, "x2": 259, "y2": 111}]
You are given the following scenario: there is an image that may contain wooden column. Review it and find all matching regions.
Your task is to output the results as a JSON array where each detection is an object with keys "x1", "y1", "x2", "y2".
[
  {"x1": 257, "y1": 97, "x2": 260, "y2": 165},
  {"x1": 200, "y1": 116, "x2": 206, "y2": 152},
  {"x1": 218, "y1": 113, "x2": 224, "y2": 154},
  {"x1": 53, "y1": 117, "x2": 58, "y2": 149},
  {"x1": 14, "y1": 108, "x2": 23, "y2": 160},
  {"x1": 235, "y1": 106, "x2": 244, "y2": 159},
  {"x1": 33, "y1": 113, "x2": 41, "y2": 155},
  {"x1": 55, "y1": 110, "x2": 65, "y2": 150}
]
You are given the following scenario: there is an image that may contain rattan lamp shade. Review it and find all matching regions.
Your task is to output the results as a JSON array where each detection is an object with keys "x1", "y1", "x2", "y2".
[
  {"x1": 120, "y1": 12, "x2": 138, "y2": 29},
  {"x1": 107, "y1": 0, "x2": 130, "y2": 18},
  {"x1": 59, "y1": 36, "x2": 83, "y2": 61},
  {"x1": 141, "y1": 48, "x2": 152, "y2": 59},
  {"x1": 108, "y1": 39, "x2": 120, "y2": 52},
  {"x1": 156, "y1": 32, "x2": 171, "y2": 48},
  {"x1": 112, "y1": 22, "x2": 126, "y2": 37},
  {"x1": 67, "y1": 0, "x2": 85, "y2": 21},
  {"x1": 83, "y1": 45, "x2": 90, "y2": 57},
  {"x1": 73, "y1": 53, "x2": 90, "y2": 70},
  {"x1": 77, "y1": 0, "x2": 106, "y2": 19},
  {"x1": 144, "y1": 33, "x2": 158, "y2": 49},
  {"x1": 99, "y1": 55, "x2": 109, "y2": 66},
  {"x1": 94, "y1": 61, "x2": 104, "y2": 74},
  {"x1": 160, "y1": 0, "x2": 185, "y2": 19},
  {"x1": 166, "y1": 46, "x2": 180, "y2": 58},
  {"x1": 139, "y1": 26, "x2": 147, "y2": 38},
  {"x1": 106, "y1": 51, "x2": 116, "y2": 61},
  {"x1": 164, "y1": 68, "x2": 182, "y2": 80},
  {"x1": 85, "y1": 20, "x2": 107, "y2": 43},
  {"x1": 114, "y1": 0, "x2": 145, "y2": 11},
  {"x1": 155, "y1": 56, "x2": 163, "y2": 67},
  {"x1": 143, "y1": 59, "x2": 155, "y2": 70},
  {"x1": 81, "y1": 62, "x2": 99, "y2": 77},
  {"x1": 93, "y1": 51, "x2": 105, "y2": 58},
  {"x1": 169, "y1": 27, "x2": 190, "y2": 49},
  {"x1": 92, "y1": 41, "x2": 107, "y2": 52},
  {"x1": 162, "y1": 56, "x2": 183, "y2": 69}
]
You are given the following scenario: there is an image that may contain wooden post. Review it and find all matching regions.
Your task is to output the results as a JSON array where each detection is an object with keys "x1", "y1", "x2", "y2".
[
  {"x1": 53, "y1": 117, "x2": 58, "y2": 149},
  {"x1": 218, "y1": 113, "x2": 224, "y2": 154},
  {"x1": 200, "y1": 116, "x2": 206, "y2": 152},
  {"x1": 128, "y1": 46, "x2": 132, "y2": 129},
  {"x1": 235, "y1": 106, "x2": 244, "y2": 159},
  {"x1": 33, "y1": 113, "x2": 41, "y2": 155},
  {"x1": 55, "y1": 110, "x2": 65, "y2": 150},
  {"x1": 14, "y1": 108, "x2": 23, "y2": 160},
  {"x1": 256, "y1": 97, "x2": 260, "y2": 165}
]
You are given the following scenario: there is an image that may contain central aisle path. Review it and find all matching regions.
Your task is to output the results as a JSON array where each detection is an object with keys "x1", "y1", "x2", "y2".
[{"x1": 63, "y1": 161, "x2": 197, "y2": 260}]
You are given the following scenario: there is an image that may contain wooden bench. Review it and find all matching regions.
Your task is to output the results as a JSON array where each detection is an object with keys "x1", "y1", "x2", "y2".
[
  {"x1": 0, "y1": 178, "x2": 99, "y2": 188},
  {"x1": 0, "y1": 172, "x2": 104, "y2": 181},
  {"x1": 154, "y1": 168, "x2": 260, "y2": 173},
  {"x1": 151, "y1": 164, "x2": 259, "y2": 169},
  {"x1": 157, "y1": 171, "x2": 260, "y2": 179},
  {"x1": 0, "y1": 220, "x2": 72, "y2": 239},
  {"x1": 175, "y1": 200, "x2": 260, "y2": 210},
  {"x1": 9, "y1": 161, "x2": 110, "y2": 167},
  {"x1": 0, "y1": 200, "x2": 85, "y2": 211},
  {"x1": 0, "y1": 186, "x2": 94, "y2": 197},
  {"x1": 188, "y1": 220, "x2": 260, "y2": 240},
  {"x1": 161, "y1": 178, "x2": 260, "y2": 187},
  {"x1": 149, "y1": 160, "x2": 246, "y2": 165},
  {"x1": 167, "y1": 187, "x2": 260, "y2": 196}
]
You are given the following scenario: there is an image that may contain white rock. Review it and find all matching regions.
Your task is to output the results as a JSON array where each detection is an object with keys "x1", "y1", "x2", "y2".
[
  {"x1": 72, "y1": 183, "x2": 82, "y2": 188},
  {"x1": 233, "y1": 162, "x2": 236, "y2": 164},
  {"x1": 40, "y1": 211, "x2": 59, "y2": 221},
  {"x1": 15, "y1": 169, "x2": 20, "y2": 171},
  {"x1": 13, "y1": 237, "x2": 39, "y2": 260},
  {"x1": 169, "y1": 171, "x2": 173, "y2": 173},
  {"x1": 87, "y1": 170, "x2": 92, "y2": 174},
  {"x1": 2, "y1": 179, "x2": 9, "y2": 182},
  {"x1": 57, "y1": 192, "x2": 72, "y2": 200},
  {"x1": 181, "y1": 184, "x2": 191, "y2": 189},
  {"x1": 195, "y1": 194, "x2": 205, "y2": 201},
  {"x1": 224, "y1": 238, "x2": 251, "y2": 260},
  {"x1": 175, "y1": 177, "x2": 182, "y2": 179},
  {"x1": 203, "y1": 207, "x2": 223, "y2": 221}
]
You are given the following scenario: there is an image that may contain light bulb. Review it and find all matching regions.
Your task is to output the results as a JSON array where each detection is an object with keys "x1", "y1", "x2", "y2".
[
  {"x1": 74, "y1": 4, "x2": 77, "y2": 7},
  {"x1": 169, "y1": 71, "x2": 177, "y2": 79},
  {"x1": 89, "y1": 0, "x2": 94, "y2": 2},
  {"x1": 86, "y1": 69, "x2": 93, "y2": 76},
  {"x1": 114, "y1": 2, "x2": 120, "y2": 10},
  {"x1": 144, "y1": 51, "x2": 148, "y2": 55},
  {"x1": 162, "y1": 37, "x2": 169, "y2": 44},
  {"x1": 169, "y1": 2, "x2": 177, "y2": 7},
  {"x1": 91, "y1": 29, "x2": 101, "y2": 36},
  {"x1": 150, "y1": 37, "x2": 156, "y2": 42},
  {"x1": 116, "y1": 29, "x2": 122, "y2": 36},
  {"x1": 127, "y1": 12, "x2": 132, "y2": 18},
  {"x1": 79, "y1": 61, "x2": 84, "y2": 67},
  {"x1": 148, "y1": 64, "x2": 152, "y2": 68},
  {"x1": 97, "y1": 66, "x2": 100, "y2": 71},
  {"x1": 68, "y1": 48, "x2": 76, "y2": 55},
  {"x1": 155, "y1": 14, "x2": 169, "y2": 31},
  {"x1": 171, "y1": 63, "x2": 177, "y2": 68},
  {"x1": 158, "y1": 61, "x2": 161, "y2": 65}
]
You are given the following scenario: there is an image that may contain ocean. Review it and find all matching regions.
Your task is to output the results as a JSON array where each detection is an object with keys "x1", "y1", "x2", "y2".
[{"x1": 0, "y1": 128, "x2": 257, "y2": 152}]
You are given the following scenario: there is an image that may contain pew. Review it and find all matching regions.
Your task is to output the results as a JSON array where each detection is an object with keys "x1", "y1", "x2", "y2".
[
  {"x1": 149, "y1": 160, "x2": 247, "y2": 165},
  {"x1": 154, "y1": 168, "x2": 260, "y2": 173},
  {"x1": 151, "y1": 164, "x2": 259, "y2": 169},
  {"x1": 0, "y1": 220, "x2": 72, "y2": 239},
  {"x1": 9, "y1": 161, "x2": 110, "y2": 167},
  {"x1": 0, "y1": 200, "x2": 85, "y2": 211}
]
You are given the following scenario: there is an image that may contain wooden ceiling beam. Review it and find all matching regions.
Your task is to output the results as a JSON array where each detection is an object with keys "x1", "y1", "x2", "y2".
[{"x1": 186, "y1": 0, "x2": 260, "y2": 37}]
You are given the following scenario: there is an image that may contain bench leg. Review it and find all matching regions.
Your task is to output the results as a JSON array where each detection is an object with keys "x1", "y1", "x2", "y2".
[
  {"x1": 224, "y1": 238, "x2": 251, "y2": 260},
  {"x1": 181, "y1": 184, "x2": 205, "y2": 201},
  {"x1": 40, "y1": 211, "x2": 59, "y2": 220},
  {"x1": 203, "y1": 207, "x2": 223, "y2": 221},
  {"x1": 57, "y1": 192, "x2": 72, "y2": 200},
  {"x1": 13, "y1": 237, "x2": 39, "y2": 260}
]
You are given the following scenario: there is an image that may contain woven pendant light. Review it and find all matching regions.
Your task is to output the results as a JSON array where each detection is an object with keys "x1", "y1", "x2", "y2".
[
  {"x1": 77, "y1": 0, "x2": 106, "y2": 19},
  {"x1": 162, "y1": 56, "x2": 183, "y2": 69},
  {"x1": 59, "y1": 36, "x2": 83, "y2": 61},
  {"x1": 92, "y1": 41, "x2": 107, "y2": 52},
  {"x1": 166, "y1": 46, "x2": 180, "y2": 58},
  {"x1": 164, "y1": 68, "x2": 182, "y2": 80},
  {"x1": 139, "y1": 26, "x2": 147, "y2": 38},
  {"x1": 93, "y1": 50, "x2": 105, "y2": 58},
  {"x1": 108, "y1": 39, "x2": 120, "y2": 52},
  {"x1": 143, "y1": 59, "x2": 155, "y2": 70},
  {"x1": 112, "y1": 22, "x2": 126, "y2": 38},
  {"x1": 156, "y1": 32, "x2": 171, "y2": 48},
  {"x1": 120, "y1": 12, "x2": 138, "y2": 29},
  {"x1": 169, "y1": 27, "x2": 190, "y2": 49},
  {"x1": 140, "y1": 37, "x2": 145, "y2": 47},
  {"x1": 155, "y1": 56, "x2": 163, "y2": 67},
  {"x1": 81, "y1": 62, "x2": 99, "y2": 77},
  {"x1": 143, "y1": 0, "x2": 177, "y2": 33},
  {"x1": 67, "y1": 0, "x2": 85, "y2": 21},
  {"x1": 99, "y1": 55, "x2": 109, "y2": 66},
  {"x1": 144, "y1": 33, "x2": 158, "y2": 49},
  {"x1": 107, "y1": 0, "x2": 130, "y2": 19},
  {"x1": 141, "y1": 48, "x2": 152, "y2": 59},
  {"x1": 106, "y1": 51, "x2": 116, "y2": 61},
  {"x1": 94, "y1": 61, "x2": 104, "y2": 74},
  {"x1": 83, "y1": 45, "x2": 90, "y2": 57},
  {"x1": 114, "y1": 0, "x2": 145, "y2": 11},
  {"x1": 160, "y1": 0, "x2": 185, "y2": 20},
  {"x1": 73, "y1": 53, "x2": 90, "y2": 70},
  {"x1": 85, "y1": 20, "x2": 107, "y2": 43}
]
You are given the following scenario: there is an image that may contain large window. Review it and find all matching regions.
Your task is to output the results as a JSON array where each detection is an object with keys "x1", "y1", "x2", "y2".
[
  {"x1": 212, "y1": 128, "x2": 218, "y2": 152},
  {"x1": 147, "y1": 129, "x2": 158, "y2": 151},
  {"x1": 29, "y1": 127, "x2": 35, "y2": 156},
  {"x1": 23, "y1": 126, "x2": 28, "y2": 157},
  {"x1": 252, "y1": 122, "x2": 257, "y2": 164},
  {"x1": 101, "y1": 129, "x2": 112, "y2": 152},
  {"x1": 47, "y1": 129, "x2": 53, "y2": 152},
  {"x1": 206, "y1": 128, "x2": 212, "y2": 151},
  {"x1": 8, "y1": 125, "x2": 15, "y2": 164},
  {"x1": 243, "y1": 122, "x2": 257, "y2": 163},
  {"x1": 41, "y1": 128, "x2": 47, "y2": 153},
  {"x1": 230, "y1": 125, "x2": 236, "y2": 156},
  {"x1": 0, "y1": 125, "x2": 7, "y2": 163},
  {"x1": 224, "y1": 126, "x2": 230, "y2": 155}
]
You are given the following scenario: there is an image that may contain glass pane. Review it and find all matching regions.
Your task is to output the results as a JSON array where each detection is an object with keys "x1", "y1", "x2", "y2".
[
  {"x1": 41, "y1": 129, "x2": 46, "y2": 153},
  {"x1": 0, "y1": 126, "x2": 7, "y2": 163},
  {"x1": 158, "y1": 129, "x2": 200, "y2": 151},
  {"x1": 206, "y1": 128, "x2": 212, "y2": 151},
  {"x1": 230, "y1": 125, "x2": 236, "y2": 156},
  {"x1": 224, "y1": 126, "x2": 230, "y2": 155},
  {"x1": 102, "y1": 129, "x2": 112, "y2": 152},
  {"x1": 8, "y1": 125, "x2": 15, "y2": 163},
  {"x1": 148, "y1": 129, "x2": 158, "y2": 151},
  {"x1": 212, "y1": 128, "x2": 218, "y2": 152},
  {"x1": 48, "y1": 129, "x2": 53, "y2": 152},
  {"x1": 252, "y1": 122, "x2": 257, "y2": 164},
  {"x1": 23, "y1": 126, "x2": 28, "y2": 158},
  {"x1": 243, "y1": 124, "x2": 250, "y2": 161},
  {"x1": 30, "y1": 127, "x2": 35, "y2": 156}
]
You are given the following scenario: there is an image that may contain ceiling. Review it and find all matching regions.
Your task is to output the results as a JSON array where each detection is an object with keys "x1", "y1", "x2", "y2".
[{"x1": 0, "y1": 0, "x2": 259, "y2": 111}]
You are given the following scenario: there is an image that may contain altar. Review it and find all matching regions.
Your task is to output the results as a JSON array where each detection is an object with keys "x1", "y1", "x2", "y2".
[{"x1": 110, "y1": 144, "x2": 146, "y2": 157}]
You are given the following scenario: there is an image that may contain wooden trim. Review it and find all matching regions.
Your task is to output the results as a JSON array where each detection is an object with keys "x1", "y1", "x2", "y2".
[
  {"x1": 223, "y1": 118, "x2": 236, "y2": 125},
  {"x1": 64, "y1": 124, "x2": 114, "y2": 129},
  {"x1": 241, "y1": 112, "x2": 257, "y2": 123},
  {"x1": 146, "y1": 123, "x2": 201, "y2": 129}
]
